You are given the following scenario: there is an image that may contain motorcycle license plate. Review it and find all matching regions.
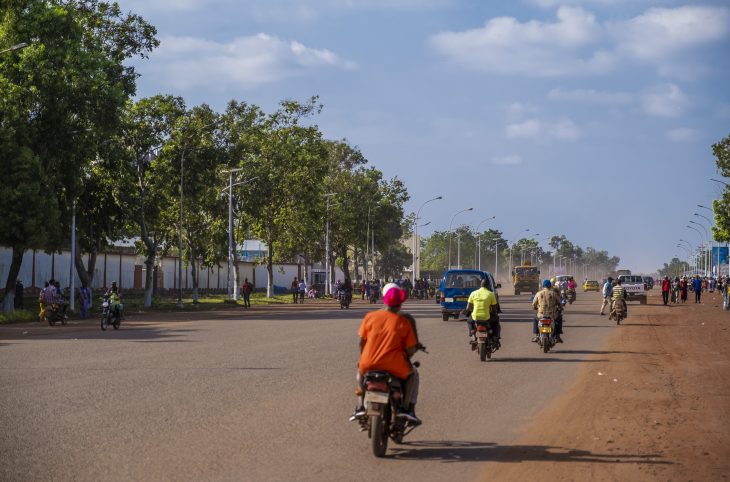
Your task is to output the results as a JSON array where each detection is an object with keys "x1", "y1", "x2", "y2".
[
  {"x1": 476, "y1": 332, "x2": 489, "y2": 339},
  {"x1": 539, "y1": 326, "x2": 552, "y2": 333},
  {"x1": 364, "y1": 391, "x2": 389, "y2": 404}
]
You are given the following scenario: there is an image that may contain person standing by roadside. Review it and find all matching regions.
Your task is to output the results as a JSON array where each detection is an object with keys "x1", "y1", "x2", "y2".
[
  {"x1": 78, "y1": 283, "x2": 91, "y2": 319},
  {"x1": 298, "y1": 278, "x2": 306, "y2": 304},
  {"x1": 38, "y1": 281, "x2": 50, "y2": 321},
  {"x1": 291, "y1": 277, "x2": 299, "y2": 304},
  {"x1": 600, "y1": 277, "x2": 613, "y2": 315},
  {"x1": 661, "y1": 276, "x2": 671, "y2": 306},
  {"x1": 692, "y1": 276, "x2": 703, "y2": 303},
  {"x1": 241, "y1": 278, "x2": 252, "y2": 308}
]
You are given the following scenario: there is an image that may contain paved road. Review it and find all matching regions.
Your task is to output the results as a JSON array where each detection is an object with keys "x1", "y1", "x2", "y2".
[{"x1": 1, "y1": 292, "x2": 618, "y2": 481}]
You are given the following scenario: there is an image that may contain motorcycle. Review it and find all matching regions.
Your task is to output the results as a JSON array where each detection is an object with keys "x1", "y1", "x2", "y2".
[
  {"x1": 537, "y1": 316, "x2": 557, "y2": 353},
  {"x1": 609, "y1": 299, "x2": 626, "y2": 325},
  {"x1": 369, "y1": 290, "x2": 379, "y2": 304},
  {"x1": 472, "y1": 320, "x2": 500, "y2": 361},
  {"x1": 567, "y1": 287, "x2": 576, "y2": 304},
  {"x1": 45, "y1": 303, "x2": 68, "y2": 326},
  {"x1": 358, "y1": 352, "x2": 426, "y2": 457},
  {"x1": 338, "y1": 289, "x2": 352, "y2": 309},
  {"x1": 100, "y1": 295, "x2": 121, "y2": 331}
]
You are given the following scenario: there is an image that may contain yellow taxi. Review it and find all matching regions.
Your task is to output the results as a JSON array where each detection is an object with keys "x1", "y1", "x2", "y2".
[{"x1": 583, "y1": 280, "x2": 600, "y2": 292}]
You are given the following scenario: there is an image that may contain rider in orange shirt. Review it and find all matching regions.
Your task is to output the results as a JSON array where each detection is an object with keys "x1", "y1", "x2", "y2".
[{"x1": 350, "y1": 283, "x2": 422, "y2": 425}]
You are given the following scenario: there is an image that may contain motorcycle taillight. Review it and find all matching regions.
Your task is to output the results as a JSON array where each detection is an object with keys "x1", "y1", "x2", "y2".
[
  {"x1": 540, "y1": 319, "x2": 553, "y2": 325},
  {"x1": 476, "y1": 325, "x2": 488, "y2": 332},
  {"x1": 367, "y1": 381, "x2": 389, "y2": 393}
]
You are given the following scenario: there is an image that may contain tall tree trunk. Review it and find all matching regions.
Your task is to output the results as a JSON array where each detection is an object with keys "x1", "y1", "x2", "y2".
[
  {"x1": 2, "y1": 246, "x2": 24, "y2": 313},
  {"x1": 266, "y1": 224, "x2": 274, "y2": 298},
  {"x1": 340, "y1": 247, "x2": 350, "y2": 281},
  {"x1": 362, "y1": 245, "x2": 368, "y2": 281},
  {"x1": 353, "y1": 247, "x2": 359, "y2": 282},
  {"x1": 74, "y1": 240, "x2": 98, "y2": 288},
  {"x1": 186, "y1": 231, "x2": 199, "y2": 303},
  {"x1": 142, "y1": 238, "x2": 155, "y2": 308}
]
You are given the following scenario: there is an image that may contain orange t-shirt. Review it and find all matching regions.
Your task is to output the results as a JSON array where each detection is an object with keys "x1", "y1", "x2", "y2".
[{"x1": 358, "y1": 309, "x2": 417, "y2": 379}]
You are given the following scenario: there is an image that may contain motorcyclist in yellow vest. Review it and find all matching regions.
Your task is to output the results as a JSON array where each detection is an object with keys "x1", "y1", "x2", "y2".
[{"x1": 464, "y1": 279, "x2": 500, "y2": 350}]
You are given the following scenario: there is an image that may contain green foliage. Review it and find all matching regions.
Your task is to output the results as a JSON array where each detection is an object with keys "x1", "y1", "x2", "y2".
[
  {"x1": 658, "y1": 257, "x2": 689, "y2": 278},
  {"x1": 712, "y1": 133, "x2": 730, "y2": 242}
]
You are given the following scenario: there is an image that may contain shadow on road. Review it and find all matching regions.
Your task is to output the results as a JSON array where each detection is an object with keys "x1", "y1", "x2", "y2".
[
  {"x1": 389, "y1": 440, "x2": 671, "y2": 465},
  {"x1": 487, "y1": 357, "x2": 608, "y2": 363},
  {"x1": 0, "y1": 325, "x2": 198, "y2": 342},
  {"x1": 554, "y1": 349, "x2": 656, "y2": 355}
]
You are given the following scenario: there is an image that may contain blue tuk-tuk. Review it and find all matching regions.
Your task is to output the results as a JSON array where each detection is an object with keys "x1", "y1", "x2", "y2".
[{"x1": 439, "y1": 269, "x2": 500, "y2": 321}]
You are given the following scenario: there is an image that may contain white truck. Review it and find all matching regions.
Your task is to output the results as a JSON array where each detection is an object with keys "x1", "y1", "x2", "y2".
[{"x1": 618, "y1": 275, "x2": 647, "y2": 304}]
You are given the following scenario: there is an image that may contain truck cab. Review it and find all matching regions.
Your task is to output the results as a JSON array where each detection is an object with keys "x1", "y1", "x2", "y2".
[
  {"x1": 618, "y1": 275, "x2": 647, "y2": 304},
  {"x1": 439, "y1": 270, "x2": 500, "y2": 321}
]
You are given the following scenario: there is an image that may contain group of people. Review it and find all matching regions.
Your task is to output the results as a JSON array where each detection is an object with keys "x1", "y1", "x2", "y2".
[
  {"x1": 599, "y1": 277, "x2": 628, "y2": 316},
  {"x1": 660, "y1": 275, "x2": 703, "y2": 305},
  {"x1": 36, "y1": 280, "x2": 97, "y2": 321},
  {"x1": 290, "y1": 277, "x2": 308, "y2": 304}
]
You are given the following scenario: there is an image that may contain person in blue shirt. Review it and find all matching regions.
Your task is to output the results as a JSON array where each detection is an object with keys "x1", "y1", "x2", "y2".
[{"x1": 692, "y1": 276, "x2": 703, "y2": 303}]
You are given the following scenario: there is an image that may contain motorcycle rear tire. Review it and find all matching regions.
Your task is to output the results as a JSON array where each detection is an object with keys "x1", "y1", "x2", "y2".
[
  {"x1": 543, "y1": 340, "x2": 550, "y2": 353},
  {"x1": 370, "y1": 415, "x2": 388, "y2": 457},
  {"x1": 479, "y1": 342, "x2": 487, "y2": 361},
  {"x1": 101, "y1": 315, "x2": 108, "y2": 331}
]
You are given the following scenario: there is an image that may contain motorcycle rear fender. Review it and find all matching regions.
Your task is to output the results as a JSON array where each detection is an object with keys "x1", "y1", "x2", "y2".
[{"x1": 366, "y1": 402, "x2": 385, "y2": 416}]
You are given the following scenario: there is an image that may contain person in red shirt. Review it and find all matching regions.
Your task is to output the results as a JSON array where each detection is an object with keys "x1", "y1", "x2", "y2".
[
  {"x1": 661, "y1": 276, "x2": 671, "y2": 305},
  {"x1": 350, "y1": 283, "x2": 422, "y2": 425}
]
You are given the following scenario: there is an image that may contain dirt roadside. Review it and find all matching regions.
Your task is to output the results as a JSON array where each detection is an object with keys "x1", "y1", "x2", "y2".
[{"x1": 483, "y1": 290, "x2": 730, "y2": 481}]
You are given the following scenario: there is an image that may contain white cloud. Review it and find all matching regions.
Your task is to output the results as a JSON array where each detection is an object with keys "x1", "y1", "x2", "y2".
[
  {"x1": 506, "y1": 119, "x2": 543, "y2": 139},
  {"x1": 492, "y1": 155, "x2": 523, "y2": 165},
  {"x1": 505, "y1": 118, "x2": 580, "y2": 141},
  {"x1": 505, "y1": 102, "x2": 539, "y2": 121},
  {"x1": 548, "y1": 87, "x2": 632, "y2": 104},
  {"x1": 430, "y1": 5, "x2": 729, "y2": 78},
  {"x1": 666, "y1": 128, "x2": 699, "y2": 142},
  {"x1": 642, "y1": 84, "x2": 687, "y2": 118},
  {"x1": 608, "y1": 6, "x2": 730, "y2": 60},
  {"x1": 527, "y1": 0, "x2": 629, "y2": 7},
  {"x1": 145, "y1": 34, "x2": 356, "y2": 90},
  {"x1": 430, "y1": 7, "x2": 614, "y2": 77}
]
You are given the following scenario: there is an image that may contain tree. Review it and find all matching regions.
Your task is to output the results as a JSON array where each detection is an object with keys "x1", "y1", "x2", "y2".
[
  {"x1": 119, "y1": 95, "x2": 186, "y2": 307},
  {"x1": 658, "y1": 257, "x2": 689, "y2": 278},
  {"x1": 247, "y1": 97, "x2": 328, "y2": 297},
  {"x1": 0, "y1": 0, "x2": 157, "y2": 312},
  {"x1": 712, "y1": 133, "x2": 730, "y2": 242}
]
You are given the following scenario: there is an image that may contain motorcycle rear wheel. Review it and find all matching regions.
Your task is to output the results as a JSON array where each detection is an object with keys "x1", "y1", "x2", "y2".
[
  {"x1": 543, "y1": 340, "x2": 550, "y2": 353},
  {"x1": 370, "y1": 415, "x2": 388, "y2": 457},
  {"x1": 101, "y1": 315, "x2": 108, "y2": 331},
  {"x1": 478, "y1": 342, "x2": 488, "y2": 361}
]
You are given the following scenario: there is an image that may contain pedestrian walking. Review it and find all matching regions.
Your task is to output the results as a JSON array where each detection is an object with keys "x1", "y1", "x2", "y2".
[
  {"x1": 298, "y1": 279, "x2": 306, "y2": 303},
  {"x1": 680, "y1": 277, "x2": 688, "y2": 303},
  {"x1": 291, "y1": 277, "x2": 299, "y2": 304},
  {"x1": 692, "y1": 276, "x2": 703, "y2": 303},
  {"x1": 661, "y1": 276, "x2": 670, "y2": 305},
  {"x1": 241, "y1": 278, "x2": 252, "y2": 308},
  {"x1": 600, "y1": 277, "x2": 613, "y2": 315}
]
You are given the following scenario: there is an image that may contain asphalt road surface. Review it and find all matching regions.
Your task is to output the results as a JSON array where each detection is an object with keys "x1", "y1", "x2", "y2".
[{"x1": 1, "y1": 291, "x2": 617, "y2": 481}]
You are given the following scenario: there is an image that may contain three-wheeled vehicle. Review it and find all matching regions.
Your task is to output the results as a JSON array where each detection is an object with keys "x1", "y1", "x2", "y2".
[{"x1": 439, "y1": 269, "x2": 500, "y2": 321}]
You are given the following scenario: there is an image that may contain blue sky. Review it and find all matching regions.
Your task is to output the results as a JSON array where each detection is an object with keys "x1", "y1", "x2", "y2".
[{"x1": 118, "y1": 0, "x2": 730, "y2": 274}]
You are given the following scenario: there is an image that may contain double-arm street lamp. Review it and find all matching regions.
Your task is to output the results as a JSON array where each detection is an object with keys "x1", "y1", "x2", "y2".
[
  {"x1": 474, "y1": 216, "x2": 496, "y2": 271},
  {"x1": 448, "y1": 208, "x2": 473, "y2": 270},
  {"x1": 413, "y1": 196, "x2": 442, "y2": 280},
  {"x1": 686, "y1": 224, "x2": 706, "y2": 275}
]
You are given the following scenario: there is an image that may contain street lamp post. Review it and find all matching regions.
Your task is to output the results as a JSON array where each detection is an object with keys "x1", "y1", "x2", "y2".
[
  {"x1": 691, "y1": 219, "x2": 711, "y2": 276},
  {"x1": 507, "y1": 229, "x2": 530, "y2": 279},
  {"x1": 413, "y1": 196, "x2": 442, "y2": 280},
  {"x1": 686, "y1": 225, "x2": 705, "y2": 275},
  {"x1": 324, "y1": 193, "x2": 337, "y2": 296},
  {"x1": 448, "y1": 208, "x2": 473, "y2": 270},
  {"x1": 221, "y1": 170, "x2": 258, "y2": 300},
  {"x1": 695, "y1": 212, "x2": 715, "y2": 274},
  {"x1": 474, "y1": 216, "x2": 496, "y2": 271}
]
